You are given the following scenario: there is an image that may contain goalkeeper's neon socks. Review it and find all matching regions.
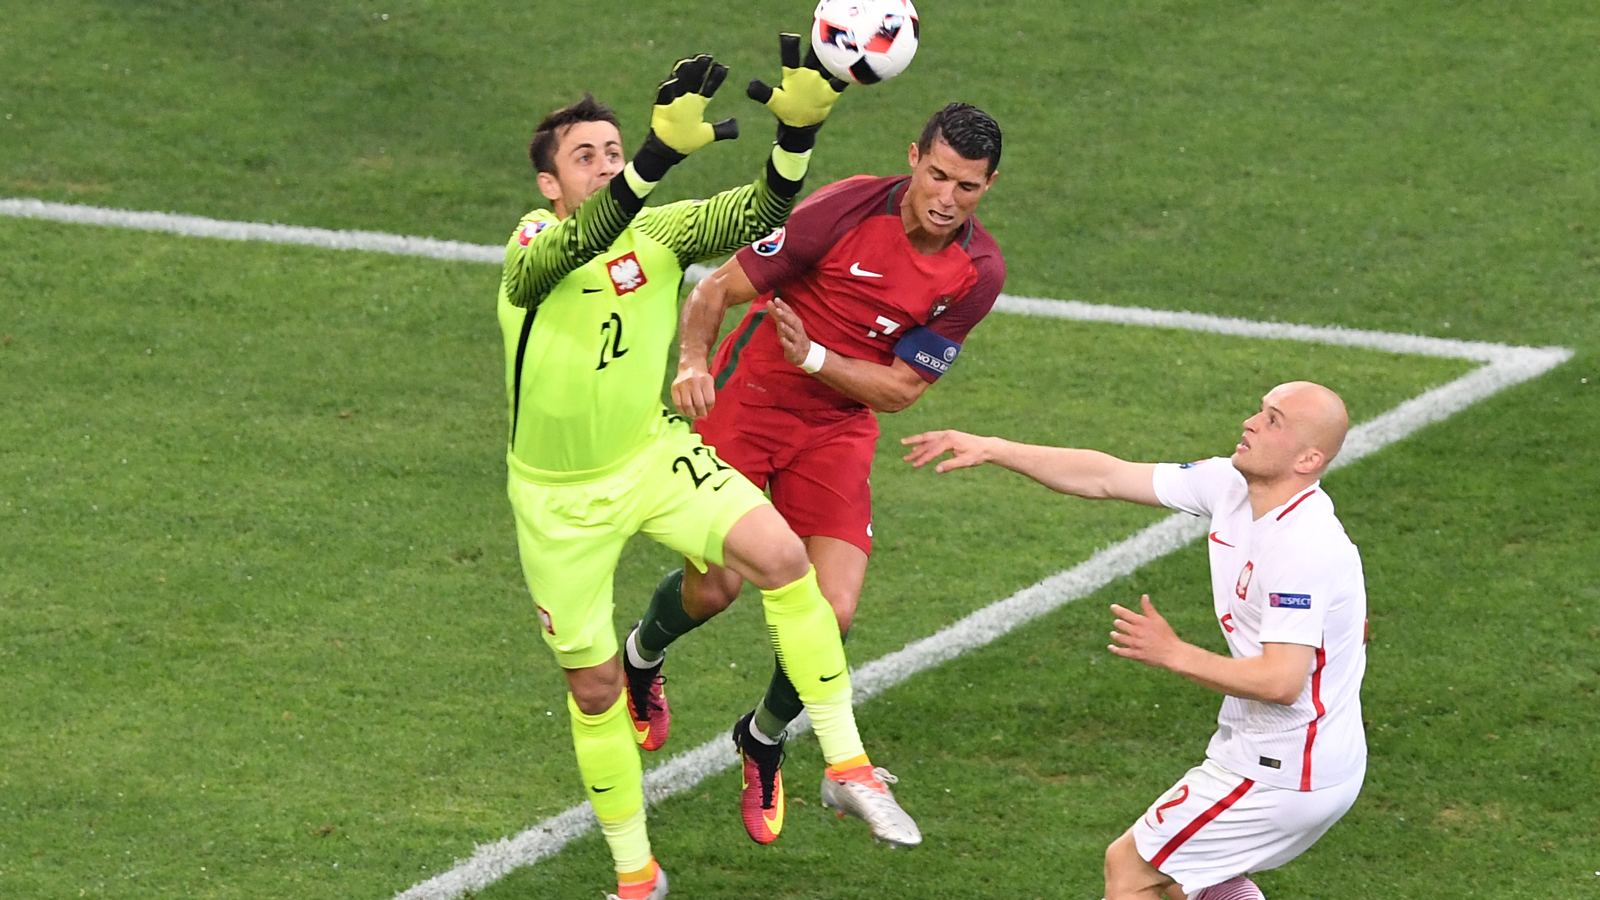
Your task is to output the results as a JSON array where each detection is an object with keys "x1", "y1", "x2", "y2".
[
  {"x1": 827, "y1": 755, "x2": 872, "y2": 778},
  {"x1": 613, "y1": 858, "x2": 667, "y2": 900},
  {"x1": 569, "y1": 695, "x2": 651, "y2": 874}
]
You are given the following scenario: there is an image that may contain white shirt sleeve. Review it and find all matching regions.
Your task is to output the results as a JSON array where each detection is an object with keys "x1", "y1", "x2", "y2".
[
  {"x1": 1255, "y1": 550, "x2": 1336, "y2": 648},
  {"x1": 1151, "y1": 457, "x2": 1239, "y2": 518}
]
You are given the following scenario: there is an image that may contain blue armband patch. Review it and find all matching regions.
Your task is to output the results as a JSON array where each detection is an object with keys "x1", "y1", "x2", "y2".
[
  {"x1": 892, "y1": 326, "x2": 962, "y2": 379},
  {"x1": 1268, "y1": 592, "x2": 1312, "y2": 611}
]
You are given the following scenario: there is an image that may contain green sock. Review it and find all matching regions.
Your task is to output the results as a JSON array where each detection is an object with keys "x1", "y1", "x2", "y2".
[
  {"x1": 752, "y1": 693, "x2": 794, "y2": 742},
  {"x1": 635, "y1": 569, "x2": 701, "y2": 660}
]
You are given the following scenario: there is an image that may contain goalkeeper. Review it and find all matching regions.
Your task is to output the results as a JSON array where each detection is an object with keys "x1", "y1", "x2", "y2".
[{"x1": 496, "y1": 43, "x2": 902, "y2": 900}]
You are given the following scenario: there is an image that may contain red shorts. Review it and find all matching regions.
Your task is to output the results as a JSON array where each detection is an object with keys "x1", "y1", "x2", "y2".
[{"x1": 695, "y1": 397, "x2": 878, "y2": 555}]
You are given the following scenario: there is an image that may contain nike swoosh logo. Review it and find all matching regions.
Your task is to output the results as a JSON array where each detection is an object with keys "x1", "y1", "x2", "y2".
[
  {"x1": 711, "y1": 477, "x2": 734, "y2": 492},
  {"x1": 582, "y1": 287, "x2": 603, "y2": 293},
  {"x1": 592, "y1": 785, "x2": 613, "y2": 793},
  {"x1": 765, "y1": 780, "x2": 785, "y2": 826},
  {"x1": 820, "y1": 669, "x2": 845, "y2": 682},
  {"x1": 1209, "y1": 532, "x2": 1234, "y2": 547},
  {"x1": 849, "y1": 262, "x2": 883, "y2": 278}
]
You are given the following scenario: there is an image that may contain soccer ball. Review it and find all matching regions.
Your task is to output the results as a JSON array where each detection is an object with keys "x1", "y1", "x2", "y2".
[{"x1": 810, "y1": 0, "x2": 920, "y2": 85}]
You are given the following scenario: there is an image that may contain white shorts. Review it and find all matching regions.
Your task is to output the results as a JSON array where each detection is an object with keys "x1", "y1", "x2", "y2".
[{"x1": 1132, "y1": 758, "x2": 1363, "y2": 895}]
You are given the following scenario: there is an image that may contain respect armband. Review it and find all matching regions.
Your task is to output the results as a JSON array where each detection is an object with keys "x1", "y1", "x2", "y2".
[{"x1": 892, "y1": 326, "x2": 962, "y2": 379}]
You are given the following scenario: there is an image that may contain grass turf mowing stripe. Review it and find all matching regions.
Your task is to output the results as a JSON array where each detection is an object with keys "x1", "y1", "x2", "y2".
[{"x1": 0, "y1": 197, "x2": 1572, "y2": 899}]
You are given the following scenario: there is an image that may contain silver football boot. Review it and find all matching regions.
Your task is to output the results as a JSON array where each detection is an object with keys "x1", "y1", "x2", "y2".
[
  {"x1": 606, "y1": 864, "x2": 667, "y2": 900},
  {"x1": 819, "y1": 766, "x2": 922, "y2": 847}
]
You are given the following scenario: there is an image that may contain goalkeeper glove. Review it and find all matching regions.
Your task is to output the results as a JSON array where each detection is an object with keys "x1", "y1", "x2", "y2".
[
  {"x1": 747, "y1": 33, "x2": 849, "y2": 151},
  {"x1": 631, "y1": 54, "x2": 740, "y2": 183}
]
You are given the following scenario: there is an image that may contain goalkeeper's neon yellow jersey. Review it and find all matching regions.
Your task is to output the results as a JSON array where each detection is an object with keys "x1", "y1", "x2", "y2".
[{"x1": 498, "y1": 172, "x2": 794, "y2": 481}]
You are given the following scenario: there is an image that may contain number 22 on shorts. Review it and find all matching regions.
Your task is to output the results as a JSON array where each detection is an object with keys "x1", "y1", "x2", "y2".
[{"x1": 673, "y1": 445, "x2": 731, "y2": 490}]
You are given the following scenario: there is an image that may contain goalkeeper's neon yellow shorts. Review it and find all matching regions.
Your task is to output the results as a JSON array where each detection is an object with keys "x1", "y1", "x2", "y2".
[{"x1": 506, "y1": 416, "x2": 767, "y2": 670}]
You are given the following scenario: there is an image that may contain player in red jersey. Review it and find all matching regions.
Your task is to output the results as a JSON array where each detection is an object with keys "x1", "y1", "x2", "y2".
[{"x1": 619, "y1": 103, "x2": 1005, "y2": 846}]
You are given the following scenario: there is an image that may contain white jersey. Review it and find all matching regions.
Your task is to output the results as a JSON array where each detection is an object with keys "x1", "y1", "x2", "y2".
[{"x1": 1152, "y1": 458, "x2": 1368, "y2": 792}]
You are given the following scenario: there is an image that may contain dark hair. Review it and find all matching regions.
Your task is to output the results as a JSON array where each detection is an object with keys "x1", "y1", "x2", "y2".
[
  {"x1": 529, "y1": 93, "x2": 621, "y2": 175},
  {"x1": 916, "y1": 103, "x2": 1002, "y2": 176}
]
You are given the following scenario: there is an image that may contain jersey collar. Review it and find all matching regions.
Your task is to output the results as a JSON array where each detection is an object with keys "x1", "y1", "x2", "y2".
[{"x1": 1269, "y1": 482, "x2": 1323, "y2": 522}]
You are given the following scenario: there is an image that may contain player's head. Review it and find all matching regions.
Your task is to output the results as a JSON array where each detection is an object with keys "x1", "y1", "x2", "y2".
[
  {"x1": 530, "y1": 94, "x2": 624, "y2": 219},
  {"x1": 903, "y1": 103, "x2": 1001, "y2": 245},
  {"x1": 1232, "y1": 381, "x2": 1350, "y2": 481},
  {"x1": 917, "y1": 103, "x2": 1002, "y2": 176}
]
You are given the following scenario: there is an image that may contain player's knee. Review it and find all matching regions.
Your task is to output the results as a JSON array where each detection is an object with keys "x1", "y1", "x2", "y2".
[
  {"x1": 823, "y1": 588, "x2": 861, "y2": 632},
  {"x1": 569, "y1": 675, "x2": 622, "y2": 715},
  {"x1": 756, "y1": 532, "x2": 811, "y2": 589},
  {"x1": 565, "y1": 662, "x2": 624, "y2": 716},
  {"x1": 722, "y1": 506, "x2": 811, "y2": 590},
  {"x1": 728, "y1": 522, "x2": 810, "y2": 590},
  {"x1": 569, "y1": 683, "x2": 621, "y2": 716},
  {"x1": 685, "y1": 568, "x2": 742, "y2": 617}
]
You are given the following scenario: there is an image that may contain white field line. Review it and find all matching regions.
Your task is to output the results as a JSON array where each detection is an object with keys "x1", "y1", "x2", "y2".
[
  {"x1": 0, "y1": 197, "x2": 505, "y2": 264},
  {"x1": 0, "y1": 199, "x2": 1573, "y2": 899}
]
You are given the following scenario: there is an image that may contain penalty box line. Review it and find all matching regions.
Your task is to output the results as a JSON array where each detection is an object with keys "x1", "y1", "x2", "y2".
[{"x1": 0, "y1": 199, "x2": 1574, "y2": 900}]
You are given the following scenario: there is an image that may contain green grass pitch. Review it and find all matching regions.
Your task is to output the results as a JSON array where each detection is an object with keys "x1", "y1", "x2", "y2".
[{"x1": 2, "y1": 2, "x2": 1598, "y2": 899}]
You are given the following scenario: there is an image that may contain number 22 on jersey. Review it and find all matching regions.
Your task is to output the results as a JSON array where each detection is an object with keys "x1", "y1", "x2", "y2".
[{"x1": 596, "y1": 312, "x2": 628, "y2": 370}]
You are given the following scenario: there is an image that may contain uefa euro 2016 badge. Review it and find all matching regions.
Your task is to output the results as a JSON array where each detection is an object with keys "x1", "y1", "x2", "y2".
[
  {"x1": 753, "y1": 226, "x2": 786, "y2": 256},
  {"x1": 518, "y1": 220, "x2": 549, "y2": 246}
]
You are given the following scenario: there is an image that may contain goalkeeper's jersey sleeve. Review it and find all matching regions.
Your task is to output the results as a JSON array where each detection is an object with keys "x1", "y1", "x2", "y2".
[{"x1": 498, "y1": 171, "x2": 798, "y2": 479}]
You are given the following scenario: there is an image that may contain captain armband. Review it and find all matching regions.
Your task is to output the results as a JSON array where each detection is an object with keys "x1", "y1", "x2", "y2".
[{"x1": 892, "y1": 326, "x2": 962, "y2": 379}]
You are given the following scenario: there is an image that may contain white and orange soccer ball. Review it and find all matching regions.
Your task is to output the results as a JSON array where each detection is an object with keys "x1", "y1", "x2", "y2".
[{"x1": 810, "y1": 0, "x2": 920, "y2": 85}]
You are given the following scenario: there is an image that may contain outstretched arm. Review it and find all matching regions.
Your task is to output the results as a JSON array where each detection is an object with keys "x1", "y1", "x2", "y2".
[
  {"x1": 673, "y1": 257, "x2": 761, "y2": 418},
  {"x1": 639, "y1": 33, "x2": 849, "y2": 268},
  {"x1": 668, "y1": 34, "x2": 852, "y2": 419},
  {"x1": 1110, "y1": 595, "x2": 1316, "y2": 705},
  {"x1": 901, "y1": 430, "x2": 1162, "y2": 506}
]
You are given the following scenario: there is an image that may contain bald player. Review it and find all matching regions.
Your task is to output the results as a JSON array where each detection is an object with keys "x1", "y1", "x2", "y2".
[{"x1": 902, "y1": 382, "x2": 1368, "y2": 900}]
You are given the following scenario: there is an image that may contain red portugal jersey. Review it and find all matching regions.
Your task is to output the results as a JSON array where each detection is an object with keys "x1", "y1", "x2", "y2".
[{"x1": 712, "y1": 174, "x2": 1006, "y2": 414}]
